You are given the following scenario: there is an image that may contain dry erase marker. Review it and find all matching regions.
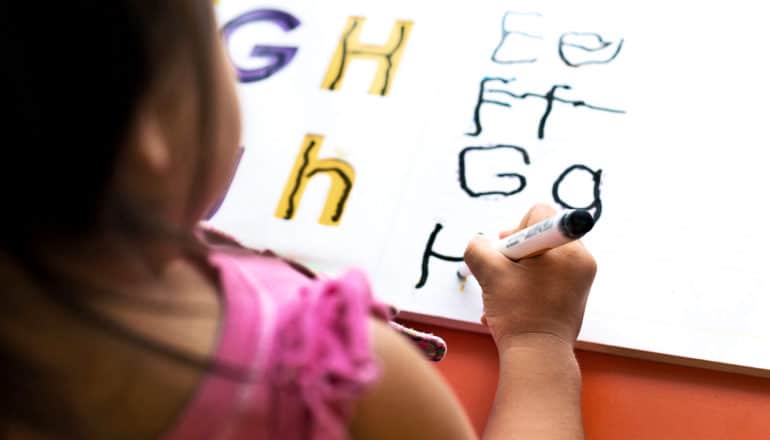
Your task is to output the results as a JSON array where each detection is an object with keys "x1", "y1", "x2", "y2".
[{"x1": 456, "y1": 209, "x2": 595, "y2": 280}]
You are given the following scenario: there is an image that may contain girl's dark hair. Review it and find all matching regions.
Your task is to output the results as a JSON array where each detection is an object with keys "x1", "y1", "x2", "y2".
[
  {"x1": 0, "y1": 1, "x2": 229, "y2": 436},
  {"x1": 1, "y1": 1, "x2": 215, "y2": 240}
]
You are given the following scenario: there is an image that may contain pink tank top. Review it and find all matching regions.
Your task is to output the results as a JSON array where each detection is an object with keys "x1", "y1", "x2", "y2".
[{"x1": 162, "y1": 237, "x2": 389, "y2": 440}]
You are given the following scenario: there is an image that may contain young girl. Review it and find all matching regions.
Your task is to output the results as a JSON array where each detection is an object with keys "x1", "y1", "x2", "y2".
[{"x1": 0, "y1": 1, "x2": 596, "y2": 439}]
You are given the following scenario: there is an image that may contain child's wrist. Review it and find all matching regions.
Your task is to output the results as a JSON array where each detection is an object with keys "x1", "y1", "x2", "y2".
[
  {"x1": 496, "y1": 331, "x2": 572, "y2": 349},
  {"x1": 490, "y1": 332, "x2": 583, "y2": 440},
  {"x1": 495, "y1": 332, "x2": 580, "y2": 371},
  {"x1": 487, "y1": 319, "x2": 577, "y2": 352}
]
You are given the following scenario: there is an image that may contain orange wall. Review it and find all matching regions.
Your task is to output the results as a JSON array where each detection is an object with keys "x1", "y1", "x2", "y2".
[{"x1": 405, "y1": 321, "x2": 770, "y2": 439}]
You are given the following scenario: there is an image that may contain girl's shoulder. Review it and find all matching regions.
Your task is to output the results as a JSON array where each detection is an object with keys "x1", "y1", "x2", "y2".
[{"x1": 164, "y1": 226, "x2": 388, "y2": 440}]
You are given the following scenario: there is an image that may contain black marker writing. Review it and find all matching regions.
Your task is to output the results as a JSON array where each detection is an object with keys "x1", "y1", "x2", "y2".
[
  {"x1": 491, "y1": 11, "x2": 544, "y2": 65},
  {"x1": 415, "y1": 223, "x2": 464, "y2": 289},
  {"x1": 459, "y1": 145, "x2": 531, "y2": 197},
  {"x1": 467, "y1": 77, "x2": 625, "y2": 139},
  {"x1": 558, "y1": 32, "x2": 624, "y2": 67},
  {"x1": 552, "y1": 164, "x2": 603, "y2": 221}
]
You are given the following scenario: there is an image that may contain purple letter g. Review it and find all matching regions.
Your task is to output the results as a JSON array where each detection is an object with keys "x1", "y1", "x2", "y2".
[{"x1": 222, "y1": 9, "x2": 300, "y2": 83}]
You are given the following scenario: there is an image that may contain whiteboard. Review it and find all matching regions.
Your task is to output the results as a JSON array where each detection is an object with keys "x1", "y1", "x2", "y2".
[{"x1": 211, "y1": 0, "x2": 770, "y2": 376}]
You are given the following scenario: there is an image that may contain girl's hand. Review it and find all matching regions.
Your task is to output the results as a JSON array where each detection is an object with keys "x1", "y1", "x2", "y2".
[{"x1": 463, "y1": 204, "x2": 597, "y2": 352}]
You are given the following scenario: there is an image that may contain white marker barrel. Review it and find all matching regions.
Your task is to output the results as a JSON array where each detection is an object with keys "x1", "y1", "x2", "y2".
[{"x1": 457, "y1": 209, "x2": 594, "y2": 280}]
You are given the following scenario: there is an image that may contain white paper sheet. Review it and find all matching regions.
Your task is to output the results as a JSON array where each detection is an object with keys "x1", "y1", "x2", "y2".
[{"x1": 212, "y1": 0, "x2": 770, "y2": 374}]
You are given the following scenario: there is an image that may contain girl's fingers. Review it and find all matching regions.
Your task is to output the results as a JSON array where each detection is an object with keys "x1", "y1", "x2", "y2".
[{"x1": 499, "y1": 203, "x2": 558, "y2": 239}]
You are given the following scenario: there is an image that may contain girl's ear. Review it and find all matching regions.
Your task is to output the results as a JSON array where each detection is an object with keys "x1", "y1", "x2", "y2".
[
  {"x1": 130, "y1": 109, "x2": 171, "y2": 175},
  {"x1": 114, "y1": 103, "x2": 178, "y2": 208}
]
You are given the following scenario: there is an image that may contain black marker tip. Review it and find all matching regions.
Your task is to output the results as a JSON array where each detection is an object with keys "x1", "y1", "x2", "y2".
[{"x1": 561, "y1": 209, "x2": 595, "y2": 239}]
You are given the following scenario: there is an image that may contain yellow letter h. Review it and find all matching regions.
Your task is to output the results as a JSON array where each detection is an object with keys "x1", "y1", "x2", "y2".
[
  {"x1": 322, "y1": 17, "x2": 413, "y2": 96},
  {"x1": 275, "y1": 134, "x2": 356, "y2": 226}
]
